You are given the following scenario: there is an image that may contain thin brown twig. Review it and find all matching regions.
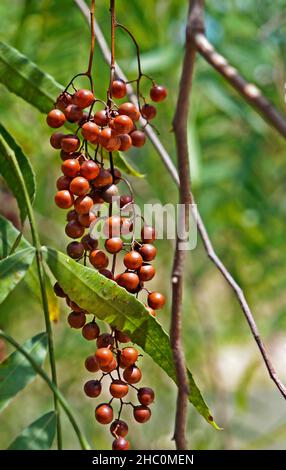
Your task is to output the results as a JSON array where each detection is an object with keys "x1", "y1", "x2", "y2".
[
  {"x1": 73, "y1": 0, "x2": 286, "y2": 409},
  {"x1": 107, "y1": 0, "x2": 116, "y2": 105},
  {"x1": 86, "y1": 0, "x2": 95, "y2": 78}
]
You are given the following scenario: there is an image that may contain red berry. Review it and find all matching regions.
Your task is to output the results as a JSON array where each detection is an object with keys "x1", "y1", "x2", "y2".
[
  {"x1": 68, "y1": 311, "x2": 86, "y2": 328},
  {"x1": 117, "y1": 272, "x2": 140, "y2": 293},
  {"x1": 141, "y1": 104, "x2": 157, "y2": 120},
  {"x1": 50, "y1": 132, "x2": 64, "y2": 149},
  {"x1": 113, "y1": 115, "x2": 134, "y2": 134},
  {"x1": 110, "y1": 419, "x2": 128, "y2": 437},
  {"x1": 115, "y1": 330, "x2": 131, "y2": 343},
  {"x1": 94, "y1": 109, "x2": 109, "y2": 126},
  {"x1": 67, "y1": 209, "x2": 78, "y2": 221},
  {"x1": 105, "y1": 237, "x2": 123, "y2": 254},
  {"x1": 141, "y1": 225, "x2": 156, "y2": 243},
  {"x1": 133, "y1": 405, "x2": 151, "y2": 423},
  {"x1": 95, "y1": 404, "x2": 113, "y2": 424},
  {"x1": 119, "y1": 102, "x2": 140, "y2": 121},
  {"x1": 80, "y1": 160, "x2": 100, "y2": 180},
  {"x1": 69, "y1": 176, "x2": 90, "y2": 196},
  {"x1": 138, "y1": 264, "x2": 155, "y2": 282},
  {"x1": 73, "y1": 89, "x2": 94, "y2": 109},
  {"x1": 139, "y1": 244, "x2": 157, "y2": 261},
  {"x1": 102, "y1": 184, "x2": 119, "y2": 203},
  {"x1": 123, "y1": 365, "x2": 142, "y2": 384},
  {"x1": 56, "y1": 175, "x2": 71, "y2": 190},
  {"x1": 78, "y1": 212, "x2": 96, "y2": 228},
  {"x1": 93, "y1": 168, "x2": 113, "y2": 189},
  {"x1": 121, "y1": 347, "x2": 138, "y2": 366},
  {"x1": 130, "y1": 130, "x2": 146, "y2": 147},
  {"x1": 124, "y1": 251, "x2": 143, "y2": 270},
  {"x1": 100, "y1": 356, "x2": 117, "y2": 373},
  {"x1": 66, "y1": 241, "x2": 84, "y2": 259},
  {"x1": 99, "y1": 128, "x2": 120, "y2": 152},
  {"x1": 74, "y1": 195, "x2": 93, "y2": 214},
  {"x1": 89, "y1": 249, "x2": 108, "y2": 269},
  {"x1": 109, "y1": 380, "x2": 129, "y2": 399},
  {"x1": 82, "y1": 321, "x2": 100, "y2": 340},
  {"x1": 112, "y1": 80, "x2": 127, "y2": 99},
  {"x1": 85, "y1": 355, "x2": 99, "y2": 372},
  {"x1": 95, "y1": 348, "x2": 113, "y2": 367},
  {"x1": 56, "y1": 92, "x2": 72, "y2": 111},
  {"x1": 61, "y1": 158, "x2": 80, "y2": 178},
  {"x1": 65, "y1": 104, "x2": 83, "y2": 123},
  {"x1": 120, "y1": 195, "x2": 133, "y2": 208},
  {"x1": 61, "y1": 134, "x2": 80, "y2": 153},
  {"x1": 147, "y1": 291, "x2": 165, "y2": 310},
  {"x1": 96, "y1": 333, "x2": 114, "y2": 349},
  {"x1": 118, "y1": 134, "x2": 132, "y2": 151},
  {"x1": 150, "y1": 85, "x2": 167, "y2": 102},
  {"x1": 103, "y1": 215, "x2": 122, "y2": 238},
  {"x1": 98, "y1": 268, "x2": 114, "y2": 279},
  {"x1": 137, "y1": 387, "x2": 155, "y2": 406},
  {"x1": 53, "y1": 282, "x2": 66, "y2": 298},
  {"x1": 81, "y1": 234, "x2": 98, "y2": 251},
  {"x1": 84, "y1": 380, "x2": 101, "y2": 398},
  {"x1": 65, "y1": 220, "x2": 85, "y2": 239},
  {"x1": 112, "y1": 437, "x2": 130, "y2": 450},
  {"x1": 81, "y1": 122, "x2": 100, "y2": 142},
  {"x1": 55, "y1": 190, "x2": 74, "y2": 209},
  {"x1": 47, "y1": 109, "x2": 66, "y2": 128}
]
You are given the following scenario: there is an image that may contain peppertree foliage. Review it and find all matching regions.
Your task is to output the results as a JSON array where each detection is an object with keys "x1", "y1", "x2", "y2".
[{"x1": 0, "y1": 0, "x2": 285, "y2": 450}]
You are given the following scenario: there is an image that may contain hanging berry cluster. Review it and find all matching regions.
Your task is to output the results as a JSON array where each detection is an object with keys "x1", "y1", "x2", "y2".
[{"x1": 48, "y1": 0, "x2": 167, "y2": 450}]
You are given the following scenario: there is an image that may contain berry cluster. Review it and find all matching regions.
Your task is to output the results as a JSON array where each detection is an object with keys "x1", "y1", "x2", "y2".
[{"x1": 48, "y1": 1, "x2": 167, "y2": 450}]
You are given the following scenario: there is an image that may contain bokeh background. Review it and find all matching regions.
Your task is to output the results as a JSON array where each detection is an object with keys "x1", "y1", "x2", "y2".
[{"x1": 0, "y1": 0, "x2": 286, "y2": 450}]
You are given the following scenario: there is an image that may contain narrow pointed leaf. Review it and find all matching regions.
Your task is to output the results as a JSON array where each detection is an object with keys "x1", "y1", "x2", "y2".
[
  {"x1": 45, "y1": 247, "x2": 218, "y2": 428},
  {"x1": 0, "y1": 247, "x2": 35, "y2": 304},
  {"x1": 0, "y1": 332, "x2": 48, "y2": 413},
  {"x1": 7, "y1": 411, "x2": 56, "y2": 450}
]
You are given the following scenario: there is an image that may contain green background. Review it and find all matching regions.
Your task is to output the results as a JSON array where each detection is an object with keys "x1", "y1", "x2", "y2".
[{"x1": 0, "y1": 0, "x2": 286, "y2": 450}]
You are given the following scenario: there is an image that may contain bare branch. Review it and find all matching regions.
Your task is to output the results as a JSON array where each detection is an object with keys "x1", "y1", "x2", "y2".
[
  {"x1": 74, "y1": 0, "x2": 286, "y2": 412},
  {"x1": 195, "y1": 33, "x2": 286, "y2": 138}
]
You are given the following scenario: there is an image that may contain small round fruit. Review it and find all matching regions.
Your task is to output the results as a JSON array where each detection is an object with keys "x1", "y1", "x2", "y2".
[
  {"x1": 73, "y1": 89, "x2": 94, "y2": 109},
  {"x1": 133, "y1": 405, "x2": 151, "y2": 423},
  {"x1": 64, "y1": 104, "x2": 83, "y2": 123},
  {"x1": 78, "y1": 212, "x2": 96, "y2": 228},
  {"x1": 139, "y1": 244, "x2": 157, "y2": 261},
  {"x1": 85, "y1": 355, "x2": 99, "y2": 372},
  {"x1": 123, "y1": 365, "x2": 142, "y2": 384},
  {"x1": 150, "y1": 85, "x2": 167, "y2": 102},
  {"x1": 147, "y1": 291, "x2": 165, "y2": 310},
  {"x1": 56, "y1": 175, "x2": 71, "y2": 191},
  {"x1": 137, "y1": 387, "x2": 155, "y2": 406},
  {"x1": 138, "y1": 264, "x2": 155, "y2": 282},
  {"x1": 69, "y1": 176, "x2": 90, "y2": 196},
  {"x1": 61, "y1": 158, "x2": 80, "y2": 178},
  {"x1": 102, "y1": 184, "x2": 119, "y2": 203},
  {"x1": 66, "y1": 241, "x2": 84, "y2": 259},
  {"x1": 100, "y1": 356, "x2": 117, "y2": 372},
  {"x1": 95, "y1": 348, "x2": 113, "y2": 367},
  {"x1": 119, "y1": 134, "x2": 132, "y2": 151},
  {"x1": 120, "y1": 195, "x2": 133, "y2": 208},
  {"x1": 95, "y1": 404, "x2": 113, "y2": 425},
  {"x1": 68, "y1": 311, "x2": 86, "y2": 328},
  {"x1": 98, "y1": 268, "x2": 114, "y2": 279},
  {"x1": 61, "y1": 134, "x2": 80, "y2": 153},
  {"x1": 117, "y1": 272, "x2": 140, "y2": 293},
  {"x1": 109, "y1": 168, "x2": 121, "y2": 184},
  {"x1": 50, "y1": 132, "x2": 64, "y2": 149},
  {"x1": 118, "y1": 102, "x2": 140, "y2": 121},
  {"x1": 56, "y1": 92, "x2": 72, "y2": 111},
  {"x1": 141, "y1": 225, "x2": 156, "y2": 243},
  {"x1": 112, "y1": 437, "x2": 130, "y2": 450},
  {"x1": 89, "y1": 249, "x2": 108, "y2": 269},
  {"x1": 53, "y1": 282, "x2": 65, "y2": 298},
  {"x1": 96, "y1": 333, "x2": 114, "y2": 349},
  {"x1": 74, "y1": 195, "x2": 93, "y2": 214},
  {"x1": 112, "y1": 80, "x2": 127, "y2": 99},
  {"x1": 130, "y1": 130, "x2": 146, "y2": 147},
  {"x1": 113, "y1": 115, "x2": 133, "y2": 134},
  {"x1": 67, "y1": 209, "x2": 78, "y2": 221},
  {"x1": 55, "y1": 190, "x2": 74, "y2": 209},
  {"x1": 124, "y1": 251, "x2": 143, "y2": 270},
  {"x1": 120, "y1": 218, "x2": 133, "y2": 237},
  {"x1": 81, "y1": 234, "x2": 98, "y2": 251},
  {"x1": 80, "y1": 160, "x2": 100, "y2": 180},
  {"x1": 47, "y1": 109, "x2": 66, "y2": 128},
  {"x1": 141, "y1": 104, "x2": 157, "y2": 120},
  {"x1": 81, "y1": 122, "x2": 100, "y2": 142},
  {"x1": 110, "y1": 419, "x2": 128, "y2": 438},
  {"x1": 105, "y1": 237, "x2": 123, "y2": 254},
  {"x1": 82, "y1": 322, "x2": 100, "y2": 340},
  {"x1": 121, "y1": 347, "x2": 138, "y2": 366},
  {"x1": 99, "y1": 128, "x2": 121, "y2": 152},
  {"x1": 104, "y1": 215, "x2": 122, "y2": 238},
  {"x1": 94, "y1": 109, "x2": 109, "y2": 126},
  {"x1": 65, "y1": 220, "x2": 85, "y2": 239},
  {"x1": 109, "y1": 380, "x2": 129, "y2": 399},
  {"x1": 115, "y1": 330, "x2": 131, "y2": 343},
  {"x1": 93, "y1": 168, "x2": 113, "y2": 189},
  {"x1": 84, "y1": 380, "x2": 102, "y2": 398}
]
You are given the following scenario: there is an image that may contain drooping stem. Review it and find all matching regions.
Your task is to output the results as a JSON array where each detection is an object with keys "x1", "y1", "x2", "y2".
[
  {"x1": 86, "y1": 0, "x2": 95, "y2": 79},
  {"x1": 0, "y1": 330, "x2": 90, "y2": 451},
  {"x1": 2, "y1": 140, "x2": 63, "y2": 449},
  {"x1": 107, "y1": 0, "x2": 116, "y2": 105}
]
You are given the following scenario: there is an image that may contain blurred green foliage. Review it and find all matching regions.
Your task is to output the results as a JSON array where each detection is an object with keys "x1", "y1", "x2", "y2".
[{"x1": 0, "y1": 0, "x2": 286, "y2": 450}]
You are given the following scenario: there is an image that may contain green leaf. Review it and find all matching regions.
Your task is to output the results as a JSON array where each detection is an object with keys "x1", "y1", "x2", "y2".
[
  {"x1": 7, "y1": 411, "x2": 56, "y2": 450},
  {"x1": 0, "y1": 124, "x2": 36, "y2": 223},
  {"x1": 0, "y1": 332, "x2": 48, "y2": 413},
  {"x1": 0, "y1": 41, "x2": 62, "y2": 113},
  {"x1": 0, "y1": 247, "x2": 35, "y2": 304},
  {"x1": 45, "y1": 247, "x2": 219, "y2": 429},
  {"x1": 0, "y1": 215, "x2": 60, "y2": 321}
]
